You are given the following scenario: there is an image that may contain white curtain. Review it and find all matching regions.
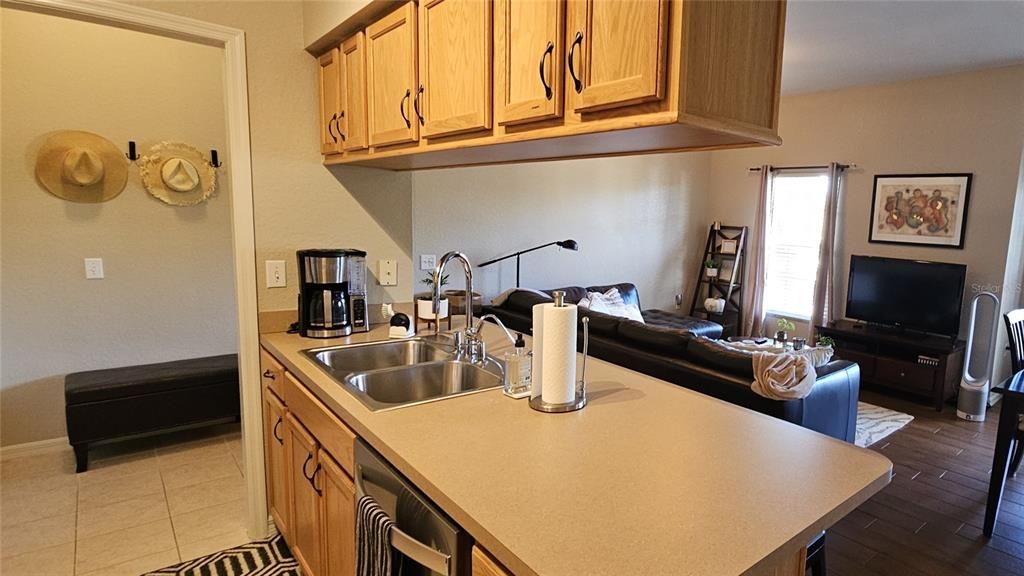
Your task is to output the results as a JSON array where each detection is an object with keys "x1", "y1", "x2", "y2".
[
  {"x1": 742, "y1": 165, "x2": 771, "y2": 337},
  {"x1": 810, "y1": 163, "x2": 846, "y2": 338}
]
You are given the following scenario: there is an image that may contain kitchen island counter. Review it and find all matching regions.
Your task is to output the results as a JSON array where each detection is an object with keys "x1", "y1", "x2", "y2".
[{"x1": 261, "y1": 322, "x2": 891, "y2": 576}]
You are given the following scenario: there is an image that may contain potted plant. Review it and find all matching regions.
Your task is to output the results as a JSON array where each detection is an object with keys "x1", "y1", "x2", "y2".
[
  {"x1": 417, "y1": 273, "x2": 450, "y2": 320},
  {"x1": 816, "y1": 336, "x2": 835, "y2": 348},
  {"x1": 705, "y1": 257, "x2": 720, "y2": 279},
  {"x1": 775, "y1": 317, "x2": 796, "y2": 345}
]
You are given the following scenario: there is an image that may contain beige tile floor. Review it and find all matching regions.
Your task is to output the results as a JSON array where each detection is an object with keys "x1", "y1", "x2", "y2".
[{"x1": 0, "y1": 424, "x2": 248, "y2": 576}]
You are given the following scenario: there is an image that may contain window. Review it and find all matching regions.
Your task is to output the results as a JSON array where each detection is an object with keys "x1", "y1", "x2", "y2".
[{"x1": 762, "y1": 170, "x2": 830, "y2": 320}]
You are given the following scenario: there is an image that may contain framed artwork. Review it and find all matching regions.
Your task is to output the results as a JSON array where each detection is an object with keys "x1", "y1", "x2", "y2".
[
  {"x1": 720, "y1": 239, "x2": 738, "y2": 254},
  {"x1": 868, "y1": 173, "x2": 972, "y2": 249}
]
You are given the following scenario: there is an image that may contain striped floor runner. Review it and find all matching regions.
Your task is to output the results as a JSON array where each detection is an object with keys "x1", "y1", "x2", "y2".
[
  {"x1": 144, "y1": 535, "x2": 298, "y2": 576},
  {"x1": 856, "y1": 401, "x2": 914, "y2": 447}
]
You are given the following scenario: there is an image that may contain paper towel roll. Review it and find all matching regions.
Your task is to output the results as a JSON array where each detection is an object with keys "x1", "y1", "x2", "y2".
[
  {"x1": 540, "y1": 303, "x2": 578, "y2": 405},
  {"x1": 531, "y1": 304, "x2": 545, "y2": 399}
]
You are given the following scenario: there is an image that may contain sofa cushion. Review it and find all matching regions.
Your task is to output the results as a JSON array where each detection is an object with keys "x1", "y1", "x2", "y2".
[
  {"x1": 586, "y1": 283, "x2": 640, "y2": 309},
  {"x1": 504, "y1": 289, "x2": 554, "y2": 314},
  {"x1": 618, "y1": 320, "x2": 692, "y2": 356},
  {"x1": 545, "y1": 286, "x2": 588, "y2": 304},
  {"x1": 686, "y1": 337, "x2": 753, "y2": 377},
  {"x1": 642, "y1": 309, "x2": 723, "y2": 339},
  {"x1": 578, "y1": 308, "x2": 622, "y2": 337}
]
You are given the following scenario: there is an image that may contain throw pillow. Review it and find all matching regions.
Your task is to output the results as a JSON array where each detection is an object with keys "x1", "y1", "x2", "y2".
[{"x1": 579, "y1": 288, "x2": 644, "y2": 323}]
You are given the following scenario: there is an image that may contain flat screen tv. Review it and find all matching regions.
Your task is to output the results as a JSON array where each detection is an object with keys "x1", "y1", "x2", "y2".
[{"x1": 846, "y1": 255, "x2": 967, "y2": 337}]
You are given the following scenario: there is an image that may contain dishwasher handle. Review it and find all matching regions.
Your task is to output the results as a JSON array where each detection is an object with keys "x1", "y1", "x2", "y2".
[{"x1": 355, "y1": 466, "x2": 453, "y2": 576}]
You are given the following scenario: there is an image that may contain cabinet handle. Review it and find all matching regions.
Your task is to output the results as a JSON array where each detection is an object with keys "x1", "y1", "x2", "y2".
[
  {"x1": 400, "y1": 89, "x2": 411, "y2": 128},
  {"x1": 413, "y1": 85, "x2": 425, "y2": 126},
  {"x1": 273, "y1": 418, "x2": 284, "y2": 444},
  {"x1": 567, "y1": 31, "x2": 583, "y2": 94},
  {"x1": 539, "y1": 41, "x2": 554, "y2": 100},
  {"x1": 327, "y1": 112, "x2": 338, "y2": 143},
  {"x1": 309, "y1": 463, "x2": 323, "y2": 496},
  {"x1": 302, "y1": 452, "x2": 315, "y2": 481},
  {"x1": 263, "y1": 369, "x2": 276, "y2": 381},
  {"x1": 336, "y1": 111, "x2": 346, "y2": 142}
]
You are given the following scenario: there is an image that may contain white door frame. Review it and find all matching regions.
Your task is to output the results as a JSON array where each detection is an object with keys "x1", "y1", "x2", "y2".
[{"x1": 2, "y1": 0, "x2": 269, "y2": 538}]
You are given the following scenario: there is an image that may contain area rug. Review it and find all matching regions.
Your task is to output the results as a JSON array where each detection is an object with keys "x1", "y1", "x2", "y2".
[
  {"x1": 856, "y1": 401, "x2": 914, "y2": 447},
  {"x1": 144, "y1": 534, "x2": 298, "y2": 576}
]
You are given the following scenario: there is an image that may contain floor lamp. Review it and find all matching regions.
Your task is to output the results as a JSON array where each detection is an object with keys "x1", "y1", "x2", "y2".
[{"x1": 477, "y1": 239, "x2": 579, "y2": 287}]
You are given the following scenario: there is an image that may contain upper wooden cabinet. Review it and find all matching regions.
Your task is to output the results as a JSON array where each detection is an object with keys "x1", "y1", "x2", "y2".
[
  {"x1": 568, "y1": 0, "x2": 669, "y2": 113},
  {"x1": 495, "y1": 0, "x2": 564, "y2": 126},
  {"x1": 316, "y1": 0, "x2": 787, "y2": 170},
  {"x1": 339, "y1": 32, "x2": 368, "y2": 151},
  {"x1": 367, "y1": 1, "x2": 419, "y2": 147},
  {"x1": 317, "y1": 48, "x2": 342, "y2": 154},
  {"x1": 418, "y1": 0, "x2": 493, "y2": 137}
]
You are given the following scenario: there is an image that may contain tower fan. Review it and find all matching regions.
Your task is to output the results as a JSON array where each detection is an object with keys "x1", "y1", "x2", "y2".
[{"x1": 957, "y1": 291, "x2": 1001, "y2": 421}]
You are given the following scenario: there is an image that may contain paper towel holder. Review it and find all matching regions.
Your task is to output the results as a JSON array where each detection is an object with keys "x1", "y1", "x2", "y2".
[{"x1": 529, "y1": 316, "x2": 589, "y2": 413}]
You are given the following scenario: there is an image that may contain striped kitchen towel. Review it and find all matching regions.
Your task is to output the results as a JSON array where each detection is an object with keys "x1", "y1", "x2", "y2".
[{"x1": 357, "y1": 494, "x2": 394, "y2": 576}]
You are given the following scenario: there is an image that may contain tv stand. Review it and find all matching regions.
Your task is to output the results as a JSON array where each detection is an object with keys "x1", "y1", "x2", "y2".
[{"x1": 817, "y1": 319, "x2": 966, "y2": 411}]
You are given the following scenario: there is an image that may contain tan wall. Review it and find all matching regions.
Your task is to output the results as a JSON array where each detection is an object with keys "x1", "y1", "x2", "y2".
[
  {"x1": 301, "y1": 0, "x2": 375, "y2": 50},
  {"x1": 707, "y1": 65, "x2": 1024, "y2": 378},
  {"x1": 412, "y1": 153, "x2": 712, "y2": 310},
  {"x1": 0, "y1": 9, "x2": 236, "y2": 445},
  {"x1": 135, "y1": 1, "x2": 415, "y2": 314}
]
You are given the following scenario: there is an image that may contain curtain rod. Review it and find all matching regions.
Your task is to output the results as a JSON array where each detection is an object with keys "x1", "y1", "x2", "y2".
[{"x1": 748, "y1": 163, "x2": 856, "y2": 172}]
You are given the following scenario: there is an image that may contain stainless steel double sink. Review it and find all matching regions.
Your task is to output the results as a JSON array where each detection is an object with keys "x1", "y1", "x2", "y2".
[{"x1": 302, "y1": 338, "x2": 504, "y2": 411}]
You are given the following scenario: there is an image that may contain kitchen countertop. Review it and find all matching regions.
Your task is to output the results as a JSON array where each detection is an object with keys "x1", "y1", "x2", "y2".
[{"x1": 261, "y1": 321, "x2": 892, "y2": 576}]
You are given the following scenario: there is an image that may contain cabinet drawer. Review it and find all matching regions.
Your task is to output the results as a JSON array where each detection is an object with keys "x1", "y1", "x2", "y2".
[
  {"x1": 874, "y1": 357, "x2": 935, "y2": 394},
  {"x1": 283, "y1": 372, "x2": 356, "y2": 477},
  {"x1": 834, "y1": 347, "x2": 875, "y2": 378},
  {"x1": 260, "y1": 348, "x2": 285, "y2": 398}
]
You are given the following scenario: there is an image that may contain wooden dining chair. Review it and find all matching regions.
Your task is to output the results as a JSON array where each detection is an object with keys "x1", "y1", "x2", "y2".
[{"x1": 1004, "y1": 309, "x2": 1024, "y2": 475}]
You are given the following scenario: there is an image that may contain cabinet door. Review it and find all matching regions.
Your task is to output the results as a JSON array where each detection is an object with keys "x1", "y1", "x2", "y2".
[
  {"x1": 264, "y1": 390, "x2": 290, "y2": 542},
  {"x1": 318, "y1": 48, "x2": 343, "y2": 154},
  {"x1": 419, "y1": 0, "x2": 492, "y2": 137},
  {"x1": 568, "y1": 0, "x2": 668, "y2": 113},
  {"x1": 321, "y1": 453, "x2": 356, "y2": 576},
  {"x1": 340, "y1": 32, "x2": 369, "y2": 151},
  {"x1": 260, "y1": 347, "x2": 284, "y2": 399},
  {"x1": 367, "y1": 2, "x2": 419, "y2": 147},
  {"x1": 472, "y1": 544, "x2": 513, "y2": 576},
  {"x1": 286, "y1": 414, "x2": 323, "y2": 576},
  {"x1": 495, "y1": 0, "x2": 564, "y2": 125}
]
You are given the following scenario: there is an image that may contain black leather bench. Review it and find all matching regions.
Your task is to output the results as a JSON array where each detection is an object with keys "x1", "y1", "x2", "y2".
[{"x1": 65, "y1": 354, "x2": 240, "y2": 472}]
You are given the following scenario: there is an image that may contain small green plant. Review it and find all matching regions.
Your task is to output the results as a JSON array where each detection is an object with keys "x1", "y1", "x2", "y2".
[
  {"x1": 421, "y1": 272, "x2": 449, "y2": 289},
  {"x1": 816, "y1": 336, "x2": 835, "y2": 348},
  {"x1": 776, "y1": 317, "x2": 796, "y2": 333},
  {"x1": 704, "y1": 257, "x2": 720, "y2": 269}
]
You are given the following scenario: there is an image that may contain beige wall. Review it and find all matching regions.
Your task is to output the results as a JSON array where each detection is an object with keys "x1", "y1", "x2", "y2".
[
  {"x1": 0, "y1": 9, "x2": 236, "y2": 445},
  {"x1": 707, "y1": 65, "x2": 1024, "y2": 378},
  {"x1": 135, "y1": 1, "x2": 415, "y2": 314},
  {"x1": 412, "y1": 153, "x2": 711, "y2": 310},
  {"x1": 301, "y1": 0, "x2": 375, "y2": 50}
]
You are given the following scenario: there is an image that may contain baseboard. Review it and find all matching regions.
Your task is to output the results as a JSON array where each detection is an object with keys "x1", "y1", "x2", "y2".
[{"x1": 1, "y1": 436, "x2": 70, "y2": 461}]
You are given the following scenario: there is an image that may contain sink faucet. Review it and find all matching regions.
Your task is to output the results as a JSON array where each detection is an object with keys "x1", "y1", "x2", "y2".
[{"x1": 433, "y1": 251, "x2": 486, "y2": 362}]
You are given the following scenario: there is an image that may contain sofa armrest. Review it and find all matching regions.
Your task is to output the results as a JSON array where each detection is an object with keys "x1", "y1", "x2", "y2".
[{"x1": 789, "y1": 360, "x2": 860, "y2": 443}]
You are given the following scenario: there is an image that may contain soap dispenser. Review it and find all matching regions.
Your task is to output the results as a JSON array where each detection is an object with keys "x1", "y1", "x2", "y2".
[{"x1": 503, "y1": 332, "x2": 532, "y2": 398}]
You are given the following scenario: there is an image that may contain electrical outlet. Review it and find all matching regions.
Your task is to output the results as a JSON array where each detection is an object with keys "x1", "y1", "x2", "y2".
[
  {"x1": 379, "y1": 259, "x2": 398, "y2": 286},
  {"x1": 420, "y1": 254, "x2": 437, "y2": 271},
  {"x1": 266, "y1": 260, "x2": 286, "y2": 288},
  {"x1": 84, "y1": 258, "x2": 104, "y2": 279}
]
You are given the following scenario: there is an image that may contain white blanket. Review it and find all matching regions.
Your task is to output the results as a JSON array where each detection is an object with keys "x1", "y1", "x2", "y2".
[{"x1": 751, "y1": 352, "x2": 816, "y2": 400}]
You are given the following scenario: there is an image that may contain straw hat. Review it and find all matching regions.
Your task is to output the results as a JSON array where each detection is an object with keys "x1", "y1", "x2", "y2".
[
  {"x1": 35, "y1": 131, "x2": 129, "y2": 203},
  {"x1": 139, "y1": 142, "x2": 217, "y2": 206}
]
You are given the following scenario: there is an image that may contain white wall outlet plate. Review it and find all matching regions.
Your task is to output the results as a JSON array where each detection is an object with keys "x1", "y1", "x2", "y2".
[
  {"x1": 266, "y1": 260, "x2": 286, "y2": 288},
  {"x1": 84, "y1": 258, "x2": 104, "y2": 279},
  {"x1": 420, "y1": 254, "x2": 437, "y2": 271},
  {"x1": 379, "y1": 259, "x2": 398, "y2": 286}
]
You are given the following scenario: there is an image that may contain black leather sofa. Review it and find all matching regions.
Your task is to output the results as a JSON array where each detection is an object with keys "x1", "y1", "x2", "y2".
[{"x1": 483, "y1": 284, "x2": 860, "y2": 443}]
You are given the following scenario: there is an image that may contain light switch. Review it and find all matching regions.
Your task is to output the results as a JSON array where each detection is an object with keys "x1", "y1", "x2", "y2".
[
  {"x1": 266, "y1": 260, "x2": 286, "y2": 288},
  {"x1": 84, "y1": 258, "x2": 104, "y2": 279},
  {"x1": 379, "y1": 259, "x2": 398, "y2": 286},
  {"x1": 420, "y1": 254, "x2": 437, "y2": 271}
]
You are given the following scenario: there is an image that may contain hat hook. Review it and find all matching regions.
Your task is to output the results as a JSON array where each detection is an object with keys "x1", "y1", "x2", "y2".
[
  {"x1": 126, "y1": 141, "x2": 139, "y2": 161},
  {"x1": 209, "y1": 149, "x2": 222, "y2": 168}
]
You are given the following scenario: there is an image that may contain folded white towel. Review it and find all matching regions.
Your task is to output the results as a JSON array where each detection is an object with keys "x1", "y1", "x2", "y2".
[
  {"x1": 751, "y1": 352, "x2": 816, "y2": 400},
  {"x1": 578, "y1": 287, "x2": 644, "y2": 323}
]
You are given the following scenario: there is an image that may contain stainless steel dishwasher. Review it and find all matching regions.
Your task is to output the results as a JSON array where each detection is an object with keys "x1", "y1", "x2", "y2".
[{"x1": 354, "y1": 440, "x2": 470, "y2": 576}]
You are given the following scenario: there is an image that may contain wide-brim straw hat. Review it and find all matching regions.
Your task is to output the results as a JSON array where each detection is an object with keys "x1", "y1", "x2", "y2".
[
  {"x1": 35, "y1": 130, "x2": 129, "y2": 203},
  {"x1": 139, "y1": 142, "x2": 217, "y2": 207}
]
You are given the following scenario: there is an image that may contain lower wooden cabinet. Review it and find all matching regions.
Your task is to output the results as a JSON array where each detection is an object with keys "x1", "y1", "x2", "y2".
[
  {"x1": 263, "y1": 388, "x2": 290, "y2": 542},
  {"x1": 286, "y1": 413, "x2": 323, "y2": 576},
  {"x1": 321, "y1": 453, "x2": 356, "y2": 576},
  {"x1": 472, "y1": 544, "x2": 513, "y2": 576}
]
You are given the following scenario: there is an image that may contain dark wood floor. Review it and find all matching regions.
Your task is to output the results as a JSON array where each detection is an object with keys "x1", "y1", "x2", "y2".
[{"x1": 826, "y1": 389, "x2": 1024, "y2": 576}]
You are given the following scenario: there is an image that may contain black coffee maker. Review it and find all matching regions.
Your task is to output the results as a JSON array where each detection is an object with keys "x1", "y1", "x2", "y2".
[{"x1": 297, "y1": 249, "x2": 367, "y2": 338}]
